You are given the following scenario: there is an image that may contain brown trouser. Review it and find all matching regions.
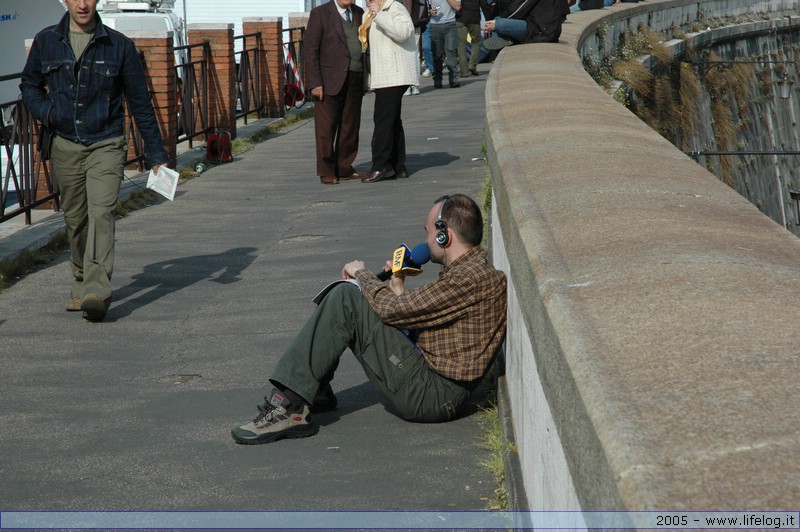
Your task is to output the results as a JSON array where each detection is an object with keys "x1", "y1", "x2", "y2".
[{"x1": 314, "y1": 70, "x2": 364, "y2": 177}]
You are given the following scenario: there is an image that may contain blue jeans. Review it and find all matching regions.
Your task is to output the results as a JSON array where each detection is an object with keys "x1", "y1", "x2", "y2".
[
  {"x1": 422, "y1": 25, "x2": 433, "y2": 72},
  {"x1": 492, "y1": 17, "x2": 527, "y2": 42}
]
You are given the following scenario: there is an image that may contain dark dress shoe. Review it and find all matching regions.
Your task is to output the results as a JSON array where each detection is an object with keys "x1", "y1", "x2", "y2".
[
  {"x1": 361, "y1": 168, "x2": 396, "y2": 183},
  {"x1": 395, "y1": 169, "x2": 409, "y2": 179},
  {"x1": 320, "y1": 176, "x2": 339, "y2": 185},
  {"x1": 340, "y1": 172, "x2": 367, "y2": 180}
]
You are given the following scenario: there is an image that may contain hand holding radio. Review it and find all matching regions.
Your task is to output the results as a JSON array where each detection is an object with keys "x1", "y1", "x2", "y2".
[{"x1": 376, "y1": 242, "x2": 431, "y2": 281}]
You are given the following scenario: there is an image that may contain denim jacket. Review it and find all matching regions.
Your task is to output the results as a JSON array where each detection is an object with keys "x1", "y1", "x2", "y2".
[{"x1": 20, "y1": 13, "x2": 168, "y2": 167}]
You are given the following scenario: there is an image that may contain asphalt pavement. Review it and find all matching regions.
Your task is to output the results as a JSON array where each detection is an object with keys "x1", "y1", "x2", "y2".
[{"x1": 0, "y1": 68, "x2": 500, "y2": 530}]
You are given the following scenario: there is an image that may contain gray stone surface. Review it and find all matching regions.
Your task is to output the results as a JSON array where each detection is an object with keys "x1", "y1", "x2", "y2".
[
  {"x1": 487, "y1": 0, "x2": 800, "y2": 513},
  {"x1": 0, "y1": 71, "x2": 499, "y2": 516}
]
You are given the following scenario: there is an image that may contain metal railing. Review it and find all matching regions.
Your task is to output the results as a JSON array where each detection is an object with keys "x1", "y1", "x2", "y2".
[
  {"x1": 0, "y1": 73, "x2": 59, "y2": 224},
  {"x1": 175, "y1": 41, "x2": 211, "y2": 148},
  {"x1": 1, "y1": 26, "x2": 309, "y2": 226},
  {"x1": 283, "y1": 27, "x2": 307, "y2": 109},
  {"x1": 235, "y1": 32, "x2": 264, "y2": 123}
]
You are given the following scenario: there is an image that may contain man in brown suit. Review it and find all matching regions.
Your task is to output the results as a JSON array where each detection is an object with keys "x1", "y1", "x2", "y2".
[{"x1": 306, "y1": 0, "x2": 367, "y2": 185}]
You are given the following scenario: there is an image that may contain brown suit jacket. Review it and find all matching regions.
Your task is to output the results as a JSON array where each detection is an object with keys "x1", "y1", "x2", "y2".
[{"x1": 305, "y1": 1, "x2": 365, "y2": 96}]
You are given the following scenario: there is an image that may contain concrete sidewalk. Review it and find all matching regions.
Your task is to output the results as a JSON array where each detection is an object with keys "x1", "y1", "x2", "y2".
[{"x1": 0, "y1": 69, "x2": 499, "y2": 525}]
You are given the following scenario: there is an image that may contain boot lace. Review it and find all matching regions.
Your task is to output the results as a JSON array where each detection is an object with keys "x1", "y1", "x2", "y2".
[{"x1": 253, "y1": 397, "x2": 279, "y2": 423}]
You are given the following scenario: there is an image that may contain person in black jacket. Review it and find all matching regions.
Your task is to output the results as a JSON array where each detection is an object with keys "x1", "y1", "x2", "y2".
[
  {"x1": 482, "y1": 0, "x2": 567, "y2": 49},
  {"x1": 20, "y1": 0, "x2": 169, "y2": 321}
]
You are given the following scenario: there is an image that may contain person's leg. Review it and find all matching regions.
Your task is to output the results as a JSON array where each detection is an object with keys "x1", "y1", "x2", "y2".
[
  {"x1": 443, "y1": 22, "x2": 459, "y2": 86},
  {"x1": 429, "y1": 23, "x2": 445, "y2": 87},
  {"x1": 386, "y1": 85, "x2": 408, "y2": 174},
  {"x1": 335, "y1": 71, "x2": 364, "y2": 177},
  {"x1": 272, "y1": 284, "x2": 470, "y2": 422},
  {"x1": 369, "y1": 86, "x2": 404, "y2": 174},
  {"x1": 422, "y1": 24, "x2": 434, "y2": 74},
  {"x1": 493, "y1": 17, "x2": 528, "y2": 42},
  {"x1": 313, "y1": 89, "x2": 344, "y2": 177},
  {"x1": 468, "y1": 23, "x2": 482, "y2": 71},
  {"x1": 51, "y1": 136, "x2": 89, "y2": 303},
  {"x1": 410, "y1": 27, "x2": 421, "y2": 94},
  {"x1": 456, "y1": 21, "x2": 469, "y2": 77},
  {"x1": 80, "y1": 136, "x2": 126, "y2": 307}
]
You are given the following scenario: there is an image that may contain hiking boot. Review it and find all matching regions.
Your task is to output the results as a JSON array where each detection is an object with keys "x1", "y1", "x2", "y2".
[
  {"x1": 310, "y1": 382, "x2": 338, "y2": 413},
  {"x1": 81, "y1": 293, "x2": 111, "y2": 321},
  {"x1": 231, "y1": 389, "x2": 317, "y2": 445}
]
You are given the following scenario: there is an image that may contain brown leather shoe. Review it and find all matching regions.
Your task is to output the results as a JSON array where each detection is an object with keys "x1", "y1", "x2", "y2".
[
  {"x1": 361, "y1": 168, "x2": 396, "y2": 183},
  {"x1": 81, "y1": 294, "x2": 112, "y2": 322},
  {"x1": 340, "y1": 172, "x2": 367, "y2": 180},
  {"x1": 65, "y1": 296, "x2": 81, "y2": 312},
  {"x1": 319, "y1": 176, "x2": 339, "y2": 185}
]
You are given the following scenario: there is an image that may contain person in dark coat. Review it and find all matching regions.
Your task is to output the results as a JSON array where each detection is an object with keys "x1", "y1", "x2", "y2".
[
  {"x1": 482, "y1": 0, "x2": 567, "y2": 49},
  {"x1": 306, "y1": 0, "x2": 368, "y2": 185}
]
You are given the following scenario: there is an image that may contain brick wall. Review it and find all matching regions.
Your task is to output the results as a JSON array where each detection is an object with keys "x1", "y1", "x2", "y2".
[
  {"x1": 189, "y1": 24, "x2": 237, "y2": 140},
  {"x1": 243, "y1": 17, "x2": 285, "y2": 119},
  {"x1": 130, "y1": 32, "x2": 178, "y2": 167}
]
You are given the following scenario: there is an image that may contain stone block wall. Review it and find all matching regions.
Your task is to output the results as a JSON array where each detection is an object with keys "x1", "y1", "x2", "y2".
[{"x1": 486, "y1": 0, "x2": 800, "y2": 515}]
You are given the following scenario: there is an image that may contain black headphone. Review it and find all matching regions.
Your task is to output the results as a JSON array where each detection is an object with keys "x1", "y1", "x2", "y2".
[{"x1": 434, "y1": 196, "x2": 450, "y2": 247}]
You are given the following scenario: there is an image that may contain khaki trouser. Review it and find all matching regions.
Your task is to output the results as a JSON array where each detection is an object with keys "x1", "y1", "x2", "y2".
[
  {"x1": 52, "y1": 135, "x2": 126, "y2": 300},
  {"x1": 456, "y1": 21, "x2": 482, "y2": 75},
  {"x1": 271, "y1": 283, "x2": 472, "y2": 422}
]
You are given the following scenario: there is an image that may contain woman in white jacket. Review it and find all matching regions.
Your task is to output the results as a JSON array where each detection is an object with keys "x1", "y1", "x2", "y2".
[{"x1": 361, "y1": 0, "x2": 421, "y2": 183}]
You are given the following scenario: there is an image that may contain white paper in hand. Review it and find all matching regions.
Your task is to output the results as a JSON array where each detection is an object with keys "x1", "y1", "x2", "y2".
[{"x1": 146, "y1": 166, "x2": 179, "y2": 201}]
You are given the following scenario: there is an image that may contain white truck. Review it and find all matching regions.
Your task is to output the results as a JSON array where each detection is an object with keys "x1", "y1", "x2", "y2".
[
  {"x1": 172, "y1": 0, "x2": 312, "y2": 43},
  {"x1": 168, "y1": 0, "x2": 366, "y2": 45},
  {"x1": 97, "y1": 0, "x2": 186, "y2": 65},
  {"x1": 0, "y1": 0, "x2": 67, "y2": 107}
]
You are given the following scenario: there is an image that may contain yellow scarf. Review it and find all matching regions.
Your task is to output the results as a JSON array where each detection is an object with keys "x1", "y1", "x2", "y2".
[{"x1": 358, "y1": 1, "x2": 384, "y2": 51}]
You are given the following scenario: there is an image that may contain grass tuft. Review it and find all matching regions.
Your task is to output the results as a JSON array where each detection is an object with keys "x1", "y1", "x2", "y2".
[{"x1": 478, "y1": 403, "x2": 513, "y2": 510}]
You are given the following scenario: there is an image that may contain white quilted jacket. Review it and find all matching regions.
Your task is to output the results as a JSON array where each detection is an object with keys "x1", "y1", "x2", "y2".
[{"x1": 367, "y1": 0, "x2": 421, "y2": 90}]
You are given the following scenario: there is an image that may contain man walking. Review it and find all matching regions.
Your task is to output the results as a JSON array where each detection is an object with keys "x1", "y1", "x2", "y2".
[
  {"x1": 20, "y1": 0, "x2": 169, "y2": 322},
  {"x1": 306, "y1": 0, "x2": 367, "y2": 185},
  {"x1": 231, "y1": 194, "x2": 507, "y2": 444}
]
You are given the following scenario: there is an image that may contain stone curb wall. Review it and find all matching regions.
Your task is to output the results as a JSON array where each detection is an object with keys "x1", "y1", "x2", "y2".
[{"x1": 486, "y1": 0, "x2": 800, "y2": 514}]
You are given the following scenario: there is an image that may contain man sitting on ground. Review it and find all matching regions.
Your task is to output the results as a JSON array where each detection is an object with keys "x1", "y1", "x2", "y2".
[{"x1": 231, "y1": 194, "x2": 508, "y2": 444}]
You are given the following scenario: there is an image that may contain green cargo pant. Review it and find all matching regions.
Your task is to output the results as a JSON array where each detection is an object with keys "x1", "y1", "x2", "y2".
[
  {"x1": 52, "y1": 135, "x2": 126, "y2": 300},
  {"x1": 271, "y1": 283, "x2": 472, "y2": 422}
]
